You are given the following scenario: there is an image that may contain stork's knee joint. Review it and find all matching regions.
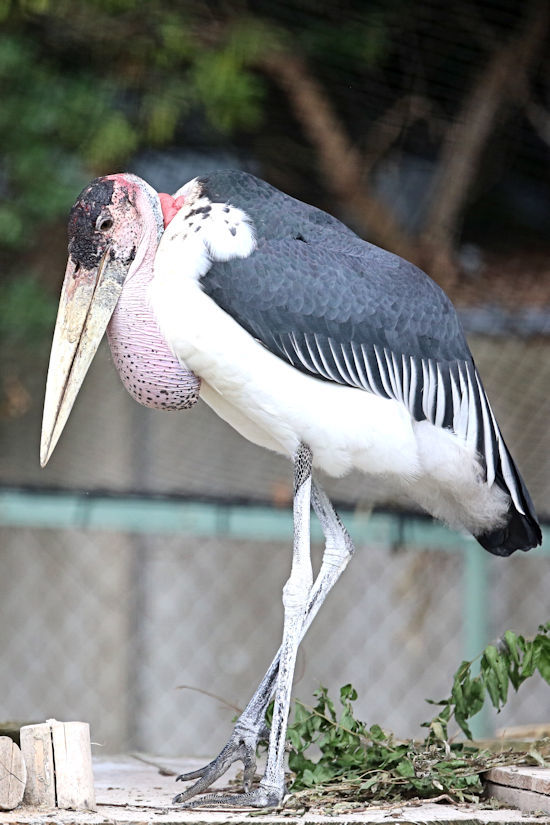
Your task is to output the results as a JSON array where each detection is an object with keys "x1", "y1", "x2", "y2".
[{"x1": 282, "y1": 574, "x2": 311, "y2": 611}]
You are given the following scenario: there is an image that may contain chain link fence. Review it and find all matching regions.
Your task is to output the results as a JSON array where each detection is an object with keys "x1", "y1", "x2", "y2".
[{"x1": 1, "y1": 501, "x2": 549, "y2": 757}]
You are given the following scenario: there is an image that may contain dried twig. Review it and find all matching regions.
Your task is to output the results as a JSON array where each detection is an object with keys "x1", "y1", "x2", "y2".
[{"x1": 175, "y1": 683, "x2": 242, "y2": 715}]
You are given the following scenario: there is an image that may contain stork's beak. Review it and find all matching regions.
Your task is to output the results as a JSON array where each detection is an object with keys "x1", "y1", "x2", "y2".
[{"x1": 40, "y1": 251, "x2": 126, "y2": 467}]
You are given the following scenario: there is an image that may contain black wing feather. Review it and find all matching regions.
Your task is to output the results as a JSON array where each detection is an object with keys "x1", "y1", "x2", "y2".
[
  {"x1": 202, "y1": 236, "x2": 469, "y2": 404},
  {"x1": 197, "y1": 171, "x2": 541, "y2": 553}
]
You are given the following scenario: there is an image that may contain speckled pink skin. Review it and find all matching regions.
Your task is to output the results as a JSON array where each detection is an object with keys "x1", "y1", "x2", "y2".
[{"x1": 106, "y1": 186, "x2": 201, "y2": 411}]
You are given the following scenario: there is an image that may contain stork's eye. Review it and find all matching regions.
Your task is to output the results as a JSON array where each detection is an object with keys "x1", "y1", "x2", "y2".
[{"x1": 96, "y1": 215, "x2": 113, "y2": 232}]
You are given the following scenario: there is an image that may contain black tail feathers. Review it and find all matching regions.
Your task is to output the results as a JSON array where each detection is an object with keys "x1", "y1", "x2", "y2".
[
  {"x1": 476, "y1": 455, "x2": 542, "y2": 556},
  {"x1": 477, "y1": 505, "x2": 542, "y2": 556}
]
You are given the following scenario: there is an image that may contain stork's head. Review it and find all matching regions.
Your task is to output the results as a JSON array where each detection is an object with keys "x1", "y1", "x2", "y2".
[{"x1": 40, "y1": 173, "x2": 191, "y2": 467}]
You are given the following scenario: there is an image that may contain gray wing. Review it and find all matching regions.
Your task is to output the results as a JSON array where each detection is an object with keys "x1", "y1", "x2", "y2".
[{"x1": 201, "y1": 236, "x2": 532, "y2": 516}]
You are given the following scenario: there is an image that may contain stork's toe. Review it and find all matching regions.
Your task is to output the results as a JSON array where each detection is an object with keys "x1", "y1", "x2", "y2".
[
  {"x1": 175, "y1": 723, "x2": 267, "y2": 801},
  {"x1": 173, "y1": 785, "x2": 283, "y2": 809}
]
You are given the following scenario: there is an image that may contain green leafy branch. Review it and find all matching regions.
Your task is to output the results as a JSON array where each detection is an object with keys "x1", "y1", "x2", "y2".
[
  {"x1": 282, "y1": 686, "x2": 502, "y2": 807},
  {"x1": 272, "y1": 624, "x2": 550, "y2": 810},
  {"x1": 425, "y1": 622, "x2": 550, "y2": 742}
]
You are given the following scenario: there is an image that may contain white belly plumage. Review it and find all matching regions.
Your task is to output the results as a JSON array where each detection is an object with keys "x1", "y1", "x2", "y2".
[{"x1": 149, "y1": 263, "x2": 509, "y2": 537}]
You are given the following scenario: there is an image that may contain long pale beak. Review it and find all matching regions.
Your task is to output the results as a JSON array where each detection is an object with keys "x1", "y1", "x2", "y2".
[{"x1": 40, "y1": 252, "x2": 126, "y2": 467}]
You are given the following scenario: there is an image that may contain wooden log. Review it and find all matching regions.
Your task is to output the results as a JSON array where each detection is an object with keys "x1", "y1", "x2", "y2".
[
  {"x1": 0, "y1": 736, "x2": 26, "y2": 810},
  {"x1": 20, "y1": 722, "x2": 55, "y2": 807},
  {"x1": 20, "y1": 720, "x2": 96, "y2": 811},
  {"x1": 50, "y1": 721, "x2": 95, "y2": 811}
]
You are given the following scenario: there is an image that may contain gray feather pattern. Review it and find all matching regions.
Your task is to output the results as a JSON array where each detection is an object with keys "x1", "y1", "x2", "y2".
[
  {"x1": 465, "y1": 367, "x2": 479, "y2": 452},
  {"x1": 408, "y1": 356, "x2": 419, "y2": 416},
  {"x1": 291, "y1": 332, "x2": 314, "y2": 373},
  {"x1": 475, "y1": 372, "x2": 496, "y2": 487},
  {"x1": 421, "y1": 360, "x2": 432, "y2": 422},
  {"x1": 279, "y1": 335, "x2": 296, "y2": 366},
  {"x1": 400, "y1": 354, "x2": 410, "y2": 407},
  {"x1": 384, "y1": 349, "x2": 400, "y2": 401},
  {"x1": 449, "y1": 369, "x2": 462, "y2": 434},
  {"x1": 340, "y1": 342, "x2": 362, "y2": 388},
  {"x1": 350, "y1": 342, "x2": 371, "y2": 392},
  {"x1": 391, "y1": 351, "x2": 404, "y2": 404},
  {"x1": 304, "y1": 334, "x2": 330, "y2": 380},
  {"x1": 362, "y1": 344, "x2": 386, "y2": 398},
  {"x1": 435, "y1": 364, "x2": 446, "y2": 428},
  {"x1": 315, "y1": 334, "x2": 343, "y2": 383},
  {"x1": 328, "y1": 338, "x2": 353, "y2": 385},
  {"x1": 195, "y1": 170, "x2": 538, "y2": 525},
  {"x1": 374, "y1": 345, "x2": 395, "y2": 398},
  {"x1": 457, "y1": 364, "x2": 470, "y2": 439},
  {"x1": 499, "y1": 442, "x2": 524, "y2": 514}
]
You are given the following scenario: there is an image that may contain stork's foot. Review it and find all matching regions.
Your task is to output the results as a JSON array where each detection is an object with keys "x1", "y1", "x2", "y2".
[
  {"x1": 173, "y1": 784, "x2": 283, "y2": 809},
  {"x1": 174, "y1": 722, "x2": 268, "y2": 802}
]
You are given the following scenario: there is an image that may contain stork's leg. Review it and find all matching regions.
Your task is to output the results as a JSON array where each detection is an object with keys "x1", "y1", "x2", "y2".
[
  {"x1": 174, "y1": 459, "x2": 355, "y2": 807},
  {"x1": 254, "y1": 443, "x2": 314, "y2": 805}
]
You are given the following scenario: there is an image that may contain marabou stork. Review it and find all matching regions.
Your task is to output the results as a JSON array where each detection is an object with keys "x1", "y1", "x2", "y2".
[{"x1": 41, "y1": 170, "x2": 541, "y2": 808}]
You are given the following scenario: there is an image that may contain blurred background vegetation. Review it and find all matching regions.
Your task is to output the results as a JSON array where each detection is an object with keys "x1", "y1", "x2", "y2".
[{"x1": 1, "y1": 0, "x2": 549, "y2": 397}]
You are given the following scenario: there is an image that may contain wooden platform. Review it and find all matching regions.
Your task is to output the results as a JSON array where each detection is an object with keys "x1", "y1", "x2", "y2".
[
  {"x1": 485, "y1": 764, "x2": 550, "y2": 816},
  {"x1": 1, "y1": 756, "x2": 549, "y2": 824}
]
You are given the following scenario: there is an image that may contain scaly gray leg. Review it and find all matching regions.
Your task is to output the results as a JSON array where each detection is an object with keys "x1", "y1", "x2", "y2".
[{"x1": 174, "y1": 456, "x2": 355, "y2": 807}]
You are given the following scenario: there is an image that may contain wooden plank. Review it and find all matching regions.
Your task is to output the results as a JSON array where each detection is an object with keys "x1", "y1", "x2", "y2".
[
  {"x1": 0, "y1": 736, "x2": 26, "y2": 810},
  {"x1": 485, "y1": 766, "x2": 550, "y2": 816},
  {"x1": 86, "y1": 757, "x2": 550, "y2": 822},
  {"x1": 486, "y1": 765, "x2": 550, "y2": 795},
  {"x1": 496, "y1": 723, "x2": 550, "y2": 739},
  {"x1": 485, "y1": 780, "x2": 550, "y2": 815}
]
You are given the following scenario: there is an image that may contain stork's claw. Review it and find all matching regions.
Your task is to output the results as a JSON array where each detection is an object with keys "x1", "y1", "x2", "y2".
[
  {"x1": 173, "y1": 786, "x2": 282, "y2": 809},
  {"x1": 175, "y1": 723, "x2": 267, "y2": 801}
]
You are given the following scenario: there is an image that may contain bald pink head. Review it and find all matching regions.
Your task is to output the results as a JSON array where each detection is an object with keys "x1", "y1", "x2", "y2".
[{"x1": 80, "y1": 174, "x2": 202, "y2": 411}]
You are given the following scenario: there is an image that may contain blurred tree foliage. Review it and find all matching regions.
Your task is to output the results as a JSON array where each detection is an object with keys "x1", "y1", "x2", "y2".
[{"x1": 0, "y1": 0, "x2": 548, "y2": 349}]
